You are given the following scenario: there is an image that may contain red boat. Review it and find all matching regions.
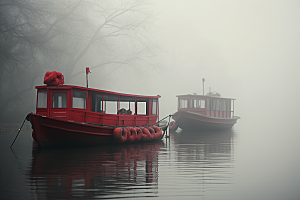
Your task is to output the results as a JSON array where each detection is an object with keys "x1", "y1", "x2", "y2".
[
  {"x1": 171, "y1": 92, "x2": 240, "y2": 131},
  {"x1": 26, "y1": 71, "x2": 168, "y2": 148}
]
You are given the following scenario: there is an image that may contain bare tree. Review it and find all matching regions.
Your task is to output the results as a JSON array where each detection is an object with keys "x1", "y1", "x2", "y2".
[{"x1": 0, "y1": 0, "x2": 159, "y2": 122}]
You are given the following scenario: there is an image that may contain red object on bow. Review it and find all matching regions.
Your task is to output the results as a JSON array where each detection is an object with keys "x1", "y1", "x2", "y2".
[
  {"x1": 202, "y1": 78, "x2": 205, "y2": 82},
  {"x1": 86, "y1": 67, "x2": 91, "y2": 74},
  {"x1": 44, "y1": 71, "x2": 64, "y2": 86}
]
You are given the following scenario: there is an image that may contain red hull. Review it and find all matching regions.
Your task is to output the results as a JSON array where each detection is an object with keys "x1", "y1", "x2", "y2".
[
  {"x1": 27, "y1": 113, "x2": 164, "y2": 148},
  {"x1": 173, "y1": 110, "x2": 239, "y2": 131}
]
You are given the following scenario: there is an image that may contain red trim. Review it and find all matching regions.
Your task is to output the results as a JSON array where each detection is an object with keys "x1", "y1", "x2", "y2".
[{"x1": 36, "y1": 85, "x2": 160, "y2": 99}]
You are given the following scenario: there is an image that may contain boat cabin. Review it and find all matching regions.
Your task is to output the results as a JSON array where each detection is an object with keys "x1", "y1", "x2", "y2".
[
  {"x1": 35, "y1": 85, "x2": 160, "y2": 126},
  {"x1": 177, "y1": 94, "x2": 235, "y2": 118}
]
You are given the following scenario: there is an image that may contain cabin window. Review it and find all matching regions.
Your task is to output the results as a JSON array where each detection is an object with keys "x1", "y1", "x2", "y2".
[
  {"x1": 207, "y1": 99, "x2": 231, "y2": 111},
  {"x1": 221, "y1": 100, "x2": 230, "y2": 111},
  {"x1": 207, "y1": 98, "x2": 210, "y2": 110},
  {"x1": 152, "y1": 99, "x2": 158, "y2": 115},
  {"x1": 119, "y1": 97, "x2": 135, "y2": 115},
  {"x1": 190, "y1": 99, "x2": 205, "y2": 109},
  {"x1": 37, "y1": 91, "x2": 47, "y2": 108},
  {"x1": 207, "y1": 98, "x2": 215, "y2": 110},
  {"x1": 72, "y1": 91, "x2": 86, "y2": 109},
  {"x1": 103, "y1": 95, "x2": 118, "y2": 114},
  {"x1": 137, "y1": 102, "x2": 146, "y2": 115},
  {"x1": 52, "y1": 93, "x2": 67, "y2": 108},
  {"x1": 179, "y1": 99, "x2": 188, "y2": 108},
  {"x1": 212, "y1": 99, "x2": 216, "y2": 110},
  {"x1": 92, "y1": 94, "x2": 103, "y2": 113},
  {"x1": 215, "y1": 99, "x2": 220, "y2": 110},
  {"x1": 226, "y1": 100, "x2": 231, "y2": 112}
]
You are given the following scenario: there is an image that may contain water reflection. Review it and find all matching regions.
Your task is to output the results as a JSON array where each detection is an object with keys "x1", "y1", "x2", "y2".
[
  {"x1": 29, "y1": 142, "x2": 163, "y2": 199},
  {"x1": 172, "y1": 129, "x2": 235, "y2": 160},
  {"x1": 163, "y1": 130, "x2": 235, "y2": 196}
]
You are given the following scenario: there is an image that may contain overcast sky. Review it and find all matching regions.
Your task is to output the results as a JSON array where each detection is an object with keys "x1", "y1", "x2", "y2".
[{"x1": 146, "y1": 0, "x2": 300, "y2": 122}]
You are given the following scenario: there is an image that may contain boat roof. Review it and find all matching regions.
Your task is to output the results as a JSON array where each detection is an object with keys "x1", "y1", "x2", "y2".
[
  {"x1": 36, "y1": 85, "x2": 161, "y2": 99},
  {"x1": 176, "y1": 94, "x2": 236, "y2": 100}
]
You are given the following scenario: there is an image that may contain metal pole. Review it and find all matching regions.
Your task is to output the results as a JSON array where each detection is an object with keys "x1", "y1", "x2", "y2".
[
  {"x1": 232, "y1": 100, "x2": 235, "y2": 117},
  {"x1": 202, "y1": 78, "x2": 205, "y2": 95},
  {"x1": 86, "y1": 74, "x2": 88, "y2": 88}
]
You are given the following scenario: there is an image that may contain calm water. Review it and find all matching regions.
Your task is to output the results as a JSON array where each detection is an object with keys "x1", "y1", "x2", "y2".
[{"x1": 1, "y1": 120, "x2": 300, "y2": 200}]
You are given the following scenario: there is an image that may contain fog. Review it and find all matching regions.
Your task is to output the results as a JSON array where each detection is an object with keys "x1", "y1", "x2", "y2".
[
  {"x1": 1, "y1": 1, "x2": 300, "y2": 199},
  {"x1": 2, "y1": 0, "x2": 300, "y2": 124},
  {"x1": 150, "y1": 0, "x2": 299, "y2": 120},
  {"x1": 87, "y1": 0, "x2": 300, "y2": 125}
]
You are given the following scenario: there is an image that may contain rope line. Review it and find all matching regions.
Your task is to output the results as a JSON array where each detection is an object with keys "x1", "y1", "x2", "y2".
[{"x1": 10, "y1": 117, "x2": 27, "y2": 148}]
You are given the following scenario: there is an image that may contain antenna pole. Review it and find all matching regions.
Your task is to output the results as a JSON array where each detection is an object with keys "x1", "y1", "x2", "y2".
[
  {"x1": 202, "y1": 78, "x2": 205, "y2": 95},
  {"x1": 86, "y1": 67, "x2": 91, "y2": 88},
  {"x1": 86, "y1": 74, "x2": 88, "y2": 88}
]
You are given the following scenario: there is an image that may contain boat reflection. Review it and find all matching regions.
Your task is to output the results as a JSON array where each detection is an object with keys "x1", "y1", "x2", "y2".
[
  {"x1": 29, "y1": 141, "x2": 163, "y2": 199},
  {"x1": 169, "y1": 129, "x2": 235, "y2": 189},
  {"x1": 172, "y1": 129, "x2": 235, "y2": 159}
]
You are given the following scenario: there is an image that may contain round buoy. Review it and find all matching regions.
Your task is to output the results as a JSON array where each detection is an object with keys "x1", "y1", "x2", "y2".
[
  {"x1": 153, "y1": 126, "x2": 162, "y2": 140},
  {"x1": 135, "y1": 127, "x2": 143, "y2": 142},
  {"x1": 169, "y1": 121, "x2": 178, "y2": 132},
  {"x1": 127, "y1": 127, "x2": 137, "y2": 143},
  {"x1": 142, "y1": 127, "x2": 151, "y2": 141},
  {"x1": 148, "y1": 127, "x2": 155, "y2": 141},
  {"x1": 113, "y1": 127, "x2": 128, "y2": 143}
]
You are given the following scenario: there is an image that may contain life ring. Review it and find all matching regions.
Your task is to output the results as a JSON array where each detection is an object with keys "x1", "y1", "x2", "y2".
[
  {"x1": 148, "y1": 127, "x2": 155, "y2": 141},
  {"x1": 127, "y1": 127, "x2": 137, "y2": 143},
  {"x1": 169, "y1": 121, "x2": 178, "y2": 132},
  {"x1": 135, "y1": 127, "x2": 143, "y2": 142},
  {"x1": 113, "y1": 127, "x2": 128, "y2": 143},
  {"x1": 152, "y1": 126, "x2": 162, "y2": 140},
  {"x1": 142, "y1": 127, "x2": 151, "y2": 141}
]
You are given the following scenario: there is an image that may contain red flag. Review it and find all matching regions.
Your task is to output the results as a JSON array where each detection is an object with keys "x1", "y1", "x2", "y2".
[
  {"x1": 202, "y1": 78, "x2": 205, "y2": 82},
  {"x1": 86, "y1": 67, "x2": 91, "y2": 74}
]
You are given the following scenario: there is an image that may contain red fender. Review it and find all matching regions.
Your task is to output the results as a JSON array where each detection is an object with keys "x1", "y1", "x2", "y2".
[
  {"x1": 113, "y1": 127, "x2": 128, "y2": 143},
  {"x1": 127, "y1": 127, "x2": 137, "y2": 143},
  {"x1": 153, "y1": 126, "x2": 162, "y2": 140},
  {"x1": 169, "y1": 121, "x2": 178, "y2": 132},
  {"x1": 142, "y1": 127, "x2": 151, "y2": 141},
  {"x1": 135, "y1": 127, "x2": 143, "y2": 142},
  {"x1": 148, "y1": 127, "x2": 155, "y2": 141}
]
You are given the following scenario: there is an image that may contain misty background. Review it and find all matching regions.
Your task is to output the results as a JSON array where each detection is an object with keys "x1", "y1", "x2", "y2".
[
  {"x1": 1, "y1": 0, "x2": 299, "y2": 127},
  {"x1": 1, "y1": 1, "x2": 300, "y2": 199}
]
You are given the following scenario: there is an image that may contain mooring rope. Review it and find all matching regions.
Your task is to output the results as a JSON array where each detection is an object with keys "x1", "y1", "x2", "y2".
[{"x1": 10, "y1": 117, "x2": 27, "y2": 148}]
